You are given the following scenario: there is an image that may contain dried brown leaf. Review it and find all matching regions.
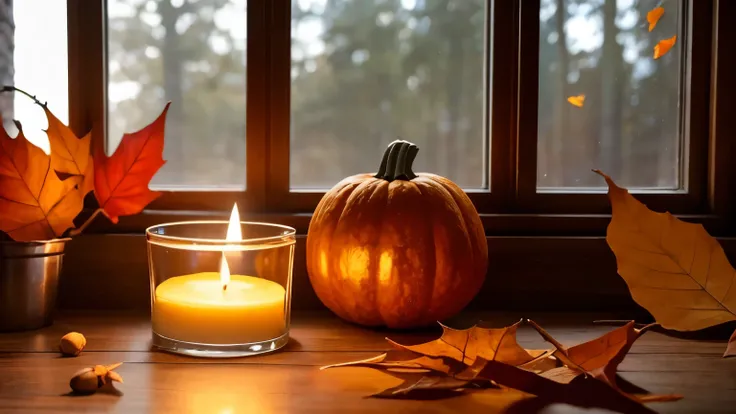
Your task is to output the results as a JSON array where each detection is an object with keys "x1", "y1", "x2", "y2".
[
  {"x1": 372, "y1": 370, "x2": 494, "y2": 398},
  {"x1": 596, "y1": 170, "x2": 736, "y2": 356},
  {"x1": 528, "y1": 319, "x2": 681, "y2": 403},
  {"x1": 388, "y1": 319, "x2": 539, "y2": 367}
]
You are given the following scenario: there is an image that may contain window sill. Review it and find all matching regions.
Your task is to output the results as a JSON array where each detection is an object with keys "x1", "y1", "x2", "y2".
[{"x1": 83, "y1": 209, "x2": 735, "y2": 237}]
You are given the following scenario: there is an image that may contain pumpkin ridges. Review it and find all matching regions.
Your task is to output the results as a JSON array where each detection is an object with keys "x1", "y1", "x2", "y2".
[
  {"x1": 307, "y1": 176, "x2": 366, "y2": 319},
  {"x1": 425, "y1": 174, "x2": 488, "y2": 299},
  {"x1": 328, "y1": 178, "x2": 387, "y2": 325},
  {"x1": 376, "y1": 180, "x2": 436, "y2": 328},
  {"x1": 413, "y1": 176, "x2": 478, "y2": 323}
]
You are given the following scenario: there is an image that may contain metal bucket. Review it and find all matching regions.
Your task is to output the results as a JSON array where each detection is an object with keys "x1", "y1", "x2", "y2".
[{"x1": 0, "y1": 238, "x2": 70, "y2": 332}]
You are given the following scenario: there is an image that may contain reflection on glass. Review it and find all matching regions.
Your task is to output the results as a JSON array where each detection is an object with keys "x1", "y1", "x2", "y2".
[
  {"x1": 291, "y1": 0, "x2": 488, "y2": 189},
  {"x1": 537, "y1": 0, "x2": 683, "y2": 190},
  {"x1": 107, "y1": 0, "x2": 246, "y2": 189}
]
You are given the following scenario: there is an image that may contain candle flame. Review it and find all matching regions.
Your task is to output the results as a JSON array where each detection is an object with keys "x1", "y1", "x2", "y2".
[
  {"x1": 226, "y1": 203, "x2": 242, "y2": 241},
  {"x1": 220, "y1": 254, "x2": 231, "y2": 291},
  {"x1": 222, "y1": 203, "x2": 241, "y2": 290}
]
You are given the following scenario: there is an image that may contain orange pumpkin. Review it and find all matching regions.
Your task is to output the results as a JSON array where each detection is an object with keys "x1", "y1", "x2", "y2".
[{"x1": 306, "y1": 140, "x2": 488, "y2": 328}]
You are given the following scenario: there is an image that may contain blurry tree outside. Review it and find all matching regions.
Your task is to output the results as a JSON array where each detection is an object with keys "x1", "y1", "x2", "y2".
[
  {"x1": 108, "y1": 0, "x2": 246, "y2": 189},
  {"x1": 538, "y1": 0, "x2": 682, "y2": 189},
  {"x1": 108, "y1": 0, "x2": 683, "y2": 191}
]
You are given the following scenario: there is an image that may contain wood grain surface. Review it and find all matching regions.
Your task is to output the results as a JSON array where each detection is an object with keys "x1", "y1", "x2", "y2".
[{"x1": 1, "y1": 312, "x2": 735, "y2": 413}]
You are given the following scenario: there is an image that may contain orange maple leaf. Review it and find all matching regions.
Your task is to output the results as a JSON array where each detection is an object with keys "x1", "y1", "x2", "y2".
[
  {"x1": 93, "y1": 103, "x2": 169, "y2": 223},
  {"x1": 44, "y1": 106, "x2": 94, "y2": 197},
  {"x1": 647, "y1": 6, "x2": 664, "y2": 32},
  {"x1": 0, "y1": 121, "x2": 84, "y2": 241},
  {"x1": 567, "y1": 94, "x2": 585, "y2": 108},
  {"x1": 653, "y1": 35, "x2": 677, "y2": 59}
]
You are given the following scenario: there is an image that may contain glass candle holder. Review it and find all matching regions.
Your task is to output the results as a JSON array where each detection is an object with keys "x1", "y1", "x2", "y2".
[{"x1": 146, "y1": 221, "x2": 295, "y2": 357}]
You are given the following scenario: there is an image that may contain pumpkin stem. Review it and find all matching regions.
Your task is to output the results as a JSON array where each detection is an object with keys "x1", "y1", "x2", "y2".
[{"x1": 375, "y1": 140, "x2": 418, "y2": 182}]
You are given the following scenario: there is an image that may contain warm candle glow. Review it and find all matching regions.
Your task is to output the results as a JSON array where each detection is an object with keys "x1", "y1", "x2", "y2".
[
  {"x1": 226, "y1": 203, "x2": 242, "y2": 241},
  {"x1": 220, "y1": 254, "x2": 231, "y2": 290}
]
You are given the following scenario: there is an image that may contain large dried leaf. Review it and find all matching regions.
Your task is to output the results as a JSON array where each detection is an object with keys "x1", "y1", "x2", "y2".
[
  {"x1": 461, "y1": 358, "x2": 659, "y2": 414},
  {"x1": 0, "y1": 122, "x2": 83, "y2": 241},
  {"x1": 388, "y1": 320, "x2": 540, "y2": 367},
  {"x1": 44, "y1": 106, "x2": 94, "y2": 196},
  {"x1": 596, "y1": 170, "x2": 736, "y2": 332},
  {"x1": 325, "y1": 320, "x2": 681, "y2": 411},
  {"x1": 529, "y1": 320, "x2": 681, "y2": 403},
  {"x1": 94, "y1": 103, "x2": 168, "y2": 223}
]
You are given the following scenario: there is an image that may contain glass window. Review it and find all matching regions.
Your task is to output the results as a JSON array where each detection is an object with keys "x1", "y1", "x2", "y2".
[
  {"x1": 8, "y1": 0, "x2": 69, "y2": 153},
  {"x1": 290, "y1": 0, "x2": 488, "y2": 189},
  {"x1": 107, "y1": 0, "x2": 247, "y2": 189},
  {"x1": 537, "y1": 0, "x2": 683, "y2": 190}
]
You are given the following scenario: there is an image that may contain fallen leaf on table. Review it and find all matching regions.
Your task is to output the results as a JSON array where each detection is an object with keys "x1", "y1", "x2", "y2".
[
  {"x1": 595, "y1": 170, "x2": 736, "y2": 357},
  {"x1": 567, "y1": 94, "x2": 585, "y2": 108},
  {"x1": 373, "y1": 369, "x2": 495, "y2": 398},
  {"x1": 44, "y1": 106, "x2": 94, "y2": 197},
  {"x1": 647, "y1": 7, "x2": 665, "y2": 32},
  {"x1": 94, "y1": 103, "x2": 169, "y2": 223},
  {"x1": 387, "y1": 320, "x2": 543, "y2": 367},
  {"x1": 325, "y1": 320, "x2": 680, "y2": 412},
  {"x1": 528, "y1": 319, "x2": 682, "y2": 402},
  {"x1": 460, "y1": 358, "x2": 659, "y2": 414},
  {"x1": 654, "y1": 35, "x2": 677, "y2": 59},
  {"x1": 0, "y1": 121, "x2": 84, "y2": 241},
  {"x1": 322, "y1": 347, "x2": 466, "y2": 375}
]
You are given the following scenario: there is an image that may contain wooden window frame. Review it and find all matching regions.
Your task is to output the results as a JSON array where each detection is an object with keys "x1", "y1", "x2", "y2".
[{"x1": 67, "y1": 0, "x2": 736, "y2": 237}]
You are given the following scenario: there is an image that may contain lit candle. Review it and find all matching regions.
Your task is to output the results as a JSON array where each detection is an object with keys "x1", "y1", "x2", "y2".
[{"x1": 151, "y1": 204, "x2": 287, "y2": 345}]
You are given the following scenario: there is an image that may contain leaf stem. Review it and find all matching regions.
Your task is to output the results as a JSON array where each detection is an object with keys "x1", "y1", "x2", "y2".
[
  {"x1": 1, "y1": 85, "x2": 46, "y2": 108},
  {"x1": 69, "y1": 208, "x2": 106, "y2": 237},
  {"x1": 525, "y1": 319, "x2": 567, "y2": 353}
]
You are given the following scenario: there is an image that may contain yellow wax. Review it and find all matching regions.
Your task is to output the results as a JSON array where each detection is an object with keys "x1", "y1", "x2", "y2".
[{"x1": 152, "y1": 273, "x2": 286, "y2": 344}]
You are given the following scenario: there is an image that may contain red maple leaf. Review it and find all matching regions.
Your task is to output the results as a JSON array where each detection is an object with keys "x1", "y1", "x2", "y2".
[{"x1": 94, "y1": 103, "x2": 169, "y2": 223}]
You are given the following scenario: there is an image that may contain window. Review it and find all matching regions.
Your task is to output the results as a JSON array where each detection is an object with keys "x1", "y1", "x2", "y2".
[
  {"x1": 537, "y1": 0, "x2": 683, "y2": 190},
  {"x1": 2, "y1": 0, "x2": 68, "y2": 153},
  {"x1": 64, "y1": 0, "x2": 732, "y2": 235},
  {"x1": 290, "y1": 0, "x2": 488, "y2": 190},
  {"x1": 107, "y1": 0, "x2": 247, "y2": 189}
]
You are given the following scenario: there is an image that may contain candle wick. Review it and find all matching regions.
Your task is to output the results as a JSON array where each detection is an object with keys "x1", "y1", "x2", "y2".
[{"x1": 223, "y1": 284, "x2": 228, "y2": 291}]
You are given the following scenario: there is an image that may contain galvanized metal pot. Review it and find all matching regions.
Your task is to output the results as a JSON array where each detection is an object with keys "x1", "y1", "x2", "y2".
[{"x1": 0, "y1": 238, "x2": 70, "y2": 332}]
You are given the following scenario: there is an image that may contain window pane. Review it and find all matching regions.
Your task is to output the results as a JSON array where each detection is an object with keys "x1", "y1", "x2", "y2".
[
  {"x1": 107, "y1": 0, "x2": 246, "y2": 189},
  {"x1": 537, "y1": 0, "x2": 683, "y2": 190},
  {"x1": 7, "y1": 0, "x2": 69, "y2": 153},
  {"x1": 291, "y1": 0, "x2": 488, "y2": 189}
]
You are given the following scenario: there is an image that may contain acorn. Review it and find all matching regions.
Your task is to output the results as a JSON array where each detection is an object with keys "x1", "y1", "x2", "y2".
[
  {"x1": 69, "y1": 363, "x2": 124, "y2": 394},
  {"x1": 59, "y1": 332, "x2": 86, "y2": 357}
]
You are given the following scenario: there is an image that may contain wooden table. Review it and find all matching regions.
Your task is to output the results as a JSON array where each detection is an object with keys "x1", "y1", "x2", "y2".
[{"x1": 1, "y1": 311, "x2": 734, "y2": 413}]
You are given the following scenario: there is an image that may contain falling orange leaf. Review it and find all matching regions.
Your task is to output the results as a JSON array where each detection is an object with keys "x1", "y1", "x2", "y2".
[
  {"x1": 93, "y1": 103, "x2": 169, "y2": 223},
  {"x1": 0, "y1": 122, "x2": 84, "y2": 241},
  {"x1": 647, "y1": 7, "x2": 664, "y2": 32},
  {"x1": 653, "y1": 35, "x2": 677, "y2": 59},
  {"x1": 567, "y1": 94, "x2": 585, "y2": 108}
]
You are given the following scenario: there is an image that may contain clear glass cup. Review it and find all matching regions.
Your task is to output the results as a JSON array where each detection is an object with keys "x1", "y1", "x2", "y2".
[{"x1": 146, "y1": 221, "x2": 295, "y2": 357}]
